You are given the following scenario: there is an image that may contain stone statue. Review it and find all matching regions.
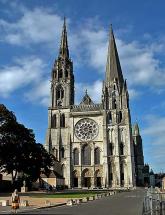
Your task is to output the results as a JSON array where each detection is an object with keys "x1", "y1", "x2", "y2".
[
  {"x1": 21, "y1": 180, "x2": 28, "y2": 192},
  {"x1": 23, "y1": 180, "x2": 26, "y2": 187}
]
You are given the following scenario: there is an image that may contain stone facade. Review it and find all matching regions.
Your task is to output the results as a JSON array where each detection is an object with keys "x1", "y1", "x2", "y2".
[{"x1": 45, "y1": 19, "x2": 135, "y2": 188}]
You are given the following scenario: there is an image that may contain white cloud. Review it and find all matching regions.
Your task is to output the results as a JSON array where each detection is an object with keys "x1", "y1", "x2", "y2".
[
  {"x1": 79, "y1": 26, "x2": 165, "y2": 89},
  {"x1": 142, "y1": 115, "x2": 165, "y2": 171},
  {"x1": 129, "y1": 88, "x2": 140, "y2": 99},
  {"x1": 0, "y1": 7, "x2": 63, "y2": 46},
  {"x1": 0, "y1": 56, "x2": 45, "y2": 97},
  {"x1": 1, "y1": 6, "x2": 165, "y2": 105},
  {"x1": 2, "y1": 6, "x2": 165, "y2": 88},
  {"x1": 75, "y1": 80, "x2": 102, "y2": 104},
  {"x1": 0, "y1": 55, "x2": 52, "y2": 106},
  {"x1": 117, "y1": 39, "x2": 165, "y2": 87},
  {"x1": 80, "y1": 29, "x2": 107, "y2": 71},
  {"x1": 143, "y1": 115, "x2": 165, "y2": 138},
  {"x1": 25, "y1": 79, "x2": 50, "y2": 106}
]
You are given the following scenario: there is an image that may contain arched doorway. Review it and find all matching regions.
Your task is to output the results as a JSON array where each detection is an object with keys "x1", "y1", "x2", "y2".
[
  {"x1": 82, "y1": 169, "x2": 92, "y2": 188},
  {"x1": 95, "y1": 170, "x2": 102, "y2": 188},
  {"x1": 73, "y1": 170, "x2": 79, "y2": 187}
]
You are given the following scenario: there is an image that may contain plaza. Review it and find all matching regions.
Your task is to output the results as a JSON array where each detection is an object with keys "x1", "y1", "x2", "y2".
[{"x1": 0, "y1": 188, "x2": 146, "y2": 215}]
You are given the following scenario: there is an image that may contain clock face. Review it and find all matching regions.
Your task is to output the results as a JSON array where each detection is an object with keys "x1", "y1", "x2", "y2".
[{"x1": 74, "y1": 118, "x2": 99, "y2": 141}]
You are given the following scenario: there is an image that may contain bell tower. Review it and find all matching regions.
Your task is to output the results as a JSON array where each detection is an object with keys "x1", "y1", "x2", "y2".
[
  {"x1": 51, "y1": 18, "x2": 74, "y2": 108},
  {"x1": 102, "y1": 25, "x2": 135, "y2": 188},
  {"x1": 102, "y1": 25, "x2": 129, "y2": 110}
]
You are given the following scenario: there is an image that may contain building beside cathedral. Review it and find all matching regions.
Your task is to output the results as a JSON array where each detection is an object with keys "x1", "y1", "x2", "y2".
[
  {"x1": 132, "y1": 123, "x2": 145, "y2": 186},
  {"x1": 45, "y1": 19, "x2": 136, "y2": 189}
]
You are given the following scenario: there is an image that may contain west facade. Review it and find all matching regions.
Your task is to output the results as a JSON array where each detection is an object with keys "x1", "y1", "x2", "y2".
[{"x1": 45, "y1": 19, "x2": 136, "y2": 189}]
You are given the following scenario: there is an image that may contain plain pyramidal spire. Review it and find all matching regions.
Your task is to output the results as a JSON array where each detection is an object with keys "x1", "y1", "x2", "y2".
[
  {"x1": 59, "y1": 17, "x2": 69, "y2": 58},
  {"x1": 133, "y1": 123, "x2": 140, "y2": 136},
  {"x1": 106, "y1": 24, "x2": 124, "y2": 87}
]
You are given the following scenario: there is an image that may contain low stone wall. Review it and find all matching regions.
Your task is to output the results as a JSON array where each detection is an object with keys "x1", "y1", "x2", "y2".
[{"x1": 66, "y1": 191, "x2": 118, "y2": 206}]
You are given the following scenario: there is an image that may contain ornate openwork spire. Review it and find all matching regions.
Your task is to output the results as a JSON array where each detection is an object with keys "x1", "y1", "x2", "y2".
[
  {"x1": 105, "y1": 25, "x2": 124, "y2": 87},
  {"x1": 59, "y1": 17, "x2": 69, "y2": 58}
]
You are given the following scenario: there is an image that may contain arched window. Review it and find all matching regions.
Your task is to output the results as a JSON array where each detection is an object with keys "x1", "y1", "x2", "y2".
[
  {"x1": 56, "y1": 87, "x2": 64, "y2": 100},
  {"x1": 61, "y1": 147, "x2": 65, "y2": 158},
  {"x1": 94, "y1": 147, "x2": 100, "y2": 164},
  {"x1": 112, "y1": 98, "x2": 117, "y2": 109},
  {"x1": 118, "y1": 111, "x2": 122, "y2": 123},
  {"x1": 73, "y1": 148, "x2": 79, "y2": 165},
  {"x1": 60, "y1": 114, "x2": 65, "y2": 127},
  {"x1": 120, "y1": 142, "x2": 124, "y2": 155},
  {"x1": 109, "y1": 143, "x2": 113, "y2": 155},
  {"x1": 52, "y1": 114, "x2": 56, "y2": 128},
  {"x1": 59, "y1": 69, "x2": 63, "y2": 78},
  {"x1": 61, "y1": 88, "x2": 64, "y2": 98},
  {"x1": 66, "y1": 70, "x2": 68, "y2": 78},
  {"x1": 53, "y1": 70, "x2": 57, "y2": 79},
  {"x1": 57, "y1": 89, "x2": 60, "y2": 99},
  {"x1": 108, "y1": 112, "x2": 112, "y2": 124},
  {"x1": 82, "y1": 144, "x2": 91, "y2": 165}
]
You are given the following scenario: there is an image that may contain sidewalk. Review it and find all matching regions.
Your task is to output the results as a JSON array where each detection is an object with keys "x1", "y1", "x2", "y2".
[
  {"x1": 0, "y1": 193, "x2": 67, "y2": 214},
  {"x1": 0, "y1": 203, "x2": 66, "y2": 214},
  {"x1": 0, "y1": 194, "x2": 67, "y2": 206}
]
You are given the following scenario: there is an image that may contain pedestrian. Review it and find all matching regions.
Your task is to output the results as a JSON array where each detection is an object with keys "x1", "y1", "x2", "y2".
[{"x1": 11, "y1": 189, "x2": 20, "y2": 214}]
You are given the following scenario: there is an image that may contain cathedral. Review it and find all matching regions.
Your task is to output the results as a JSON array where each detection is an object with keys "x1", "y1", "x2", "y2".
[{"x1": 45, "y1": 19, "x2": 136, "y2": 189}]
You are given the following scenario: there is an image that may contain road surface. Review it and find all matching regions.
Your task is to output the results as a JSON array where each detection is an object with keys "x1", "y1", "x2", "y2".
[{"x1": 18, "y1": 188, "x2": 146, "y2": 215}]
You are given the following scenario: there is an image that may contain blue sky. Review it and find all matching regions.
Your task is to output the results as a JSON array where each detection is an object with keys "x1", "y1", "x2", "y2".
[{"x1": 0, "y1": 0, "x2": 165, "y2": 172}]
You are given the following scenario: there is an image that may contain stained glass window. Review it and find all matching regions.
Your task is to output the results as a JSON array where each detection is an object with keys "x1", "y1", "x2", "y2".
[
  {"x1": 82, "y1": 144, "x2": 91, "y2": 165},
  {"x1": 73, "y1": 148, "x2": 79, "y2": 165}
]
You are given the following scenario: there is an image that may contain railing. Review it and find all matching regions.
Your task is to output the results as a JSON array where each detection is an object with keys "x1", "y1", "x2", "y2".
[
  {"x1": 143, "y1": 187, "x2": 165, "y2": 215},
  {"x1": 70, "y1": 104, "x2": 103, "y2": 112}
]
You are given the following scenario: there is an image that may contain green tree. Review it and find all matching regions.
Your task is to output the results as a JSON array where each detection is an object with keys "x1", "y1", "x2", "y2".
[
  {"x1": 24, "y1": 143, "x2": 55, "y2": 182},
  {"x1": 0, "y1": 104, "x2": 54, "y2": 184}
]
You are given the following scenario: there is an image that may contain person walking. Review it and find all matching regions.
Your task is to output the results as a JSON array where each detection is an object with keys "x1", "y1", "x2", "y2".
[{"x1": 11, "y1": 189, "x2": 20, "y2": 214}]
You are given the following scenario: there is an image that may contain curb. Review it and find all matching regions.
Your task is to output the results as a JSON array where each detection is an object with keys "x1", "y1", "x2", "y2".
[
  {"x1": 0, "y1": 203, "x2": 67, "y2": 214},
  {"x1": 35, "y1": 202, "x2": 66, "y2": 210}
]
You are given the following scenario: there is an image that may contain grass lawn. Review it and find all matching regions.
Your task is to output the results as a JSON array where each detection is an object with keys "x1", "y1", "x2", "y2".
[{"x1": 30, "y1": 192, "x2": 105, "y2": 198}]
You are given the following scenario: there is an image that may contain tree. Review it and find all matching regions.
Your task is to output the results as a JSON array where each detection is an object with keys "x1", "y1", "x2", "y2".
[
  {"x1": 0, "y1": 104, "x2": 55, "y2": 184},
  {"x1": 23, "y1": 143, "x2": 55, "y2": 182},
  {"x1": 0, "y1": 104, "x2": 19, "y2": 182}
]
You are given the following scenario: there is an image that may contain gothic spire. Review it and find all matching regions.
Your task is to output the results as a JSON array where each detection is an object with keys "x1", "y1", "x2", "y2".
[
  {"x1": 133, "y1": 123, "x2": 140, "y2": 136},
  {"x1": 105, "y1": 25, "x2": 124, "y2": 87},
  {"x1": 59, "y1": 17, "x2": 69, "y2": 58}
]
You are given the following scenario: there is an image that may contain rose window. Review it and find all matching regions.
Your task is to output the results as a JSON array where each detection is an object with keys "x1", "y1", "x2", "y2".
[{"x1": 74, "y1": 118, "x2": 99, "y2": 141}]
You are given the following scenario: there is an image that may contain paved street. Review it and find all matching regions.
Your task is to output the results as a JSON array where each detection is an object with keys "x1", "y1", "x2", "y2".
[{"x1": 12, "y1": 188, "x2": 146, "y2": 215}]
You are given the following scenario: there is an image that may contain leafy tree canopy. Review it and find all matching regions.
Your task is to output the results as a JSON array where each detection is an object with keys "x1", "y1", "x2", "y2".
[{"x1": 0, "y1": 104, "x2": 55, "y2": 184}]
